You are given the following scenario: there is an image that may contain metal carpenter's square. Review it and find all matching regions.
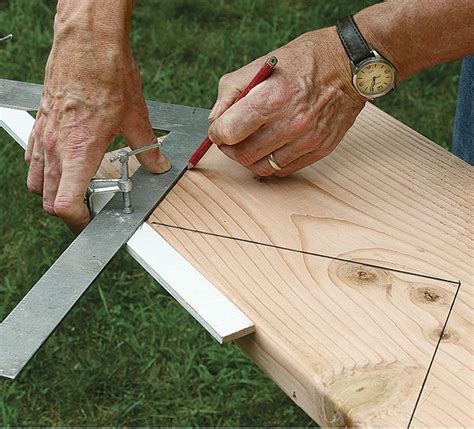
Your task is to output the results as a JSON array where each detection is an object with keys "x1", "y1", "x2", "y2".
[{"x1": 0, "y1": 78, "x2": 209, "y2": 379}]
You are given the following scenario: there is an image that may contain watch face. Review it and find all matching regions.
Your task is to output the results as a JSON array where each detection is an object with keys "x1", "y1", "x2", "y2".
[{"x1": 354, "y1": 60, "x2": 396, "y2": 98}]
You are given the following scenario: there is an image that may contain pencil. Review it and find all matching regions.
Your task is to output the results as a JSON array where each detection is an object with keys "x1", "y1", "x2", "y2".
[{"x1": 187, "y1": 56, "x2": 278, "y2": 169}]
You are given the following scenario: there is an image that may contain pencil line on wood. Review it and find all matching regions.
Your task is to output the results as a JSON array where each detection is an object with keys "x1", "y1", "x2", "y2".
[
  {"x1": 151, "y1": 222, "x2": 460, "y2": 286},
  {"x1": 407, "y1": 280, "x2": 462, "y2": 428}
]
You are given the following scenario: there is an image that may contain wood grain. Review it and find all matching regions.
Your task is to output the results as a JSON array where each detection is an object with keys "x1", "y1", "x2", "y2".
[{"x1": 144, "y1": 103, "x2": 472, "y2": 427}]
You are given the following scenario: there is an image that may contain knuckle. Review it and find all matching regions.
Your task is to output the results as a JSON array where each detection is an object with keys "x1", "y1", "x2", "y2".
[
  {"x1": 219, "y1": 124, "x2": 237, "y2": 145},
  {"x1": 43, "y1": 200, "x2": 56, "y2": 216},
  {"x1": 26, "y1": 177, "x2": 42, "y2": 195},
  {"x1": 42, "y1": 131, "x2": 58, "y2": 153},
  {"x1": 245, "y1": 99, "x2": 267, "y2": 121},
  {"x1": 63, "y1": 128, "x2": 95, "y2": 159},
  {"x1": 67, "y1": 128, "x2": 94, "y2": 143},
  {"x1": 209, "y1": 122, "x2": 236, "y2": 145},
  {"x1": 31, "y1": 151, "x2": 43, "y2": 163},
  {"x1": 290, "y1": 111, "x2": 314, "y2": 136},
  {"x1": 252, "y1": 82, "x2": 289, "y2": 118},
  {"x1": 251, "y1": 163, "x2": 274, "y2": 177},
  {"x1": 311, "y1": 128, "x2": 330, "y2": 144},
  {"x1": 270, "y1": 85, "x2": 288, "y2": 108},
  {"x1": 53, "y1": 199, "x2": 75, "y2": 219},
  {"x1": 208, "y1": 129, "x2": 222, "y2": 145},
  {"x1": 218, "y1": 73, "x2": 232, "y2": 90},
  {"x1": 233, "y1": 149, "x2": 256, "y2": 167}
]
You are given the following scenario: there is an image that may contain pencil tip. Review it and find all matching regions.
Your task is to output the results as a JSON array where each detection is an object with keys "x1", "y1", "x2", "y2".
[{"x1": 187, "y1": 162, "x2": 194, "y2": 170}]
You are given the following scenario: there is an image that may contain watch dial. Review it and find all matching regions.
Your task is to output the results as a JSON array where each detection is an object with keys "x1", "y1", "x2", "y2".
[{"x1": 355, "y1": 62, "x2": 394, "y2": 96}]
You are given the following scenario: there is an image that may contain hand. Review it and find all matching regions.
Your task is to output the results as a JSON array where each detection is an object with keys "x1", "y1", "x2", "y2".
[
  {"x1": 208, "y1": 27, "x2": 367, "y2": 177},
  {"x1": 370, "y1": 76, "x2": 376, "y2": 92},
  {"x1": 26, "y1": 14, "x2": 170, "y2": 234}
]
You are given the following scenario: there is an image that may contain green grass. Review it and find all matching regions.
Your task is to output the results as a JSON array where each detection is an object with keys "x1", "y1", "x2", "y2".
[{"x1": 0, "y1": 0, "x2": 461, "y2": 426}]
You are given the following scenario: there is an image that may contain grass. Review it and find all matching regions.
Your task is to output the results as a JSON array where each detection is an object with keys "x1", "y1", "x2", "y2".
[{"x1": 0, "y1": 0, "x2": 461, "y2": 426}]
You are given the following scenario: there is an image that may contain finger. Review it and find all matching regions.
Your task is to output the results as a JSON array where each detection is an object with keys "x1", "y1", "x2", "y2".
[
  {"x1": 54, "y1": 156, "x2": 99, "y2": 234},
  {"x1": 218, "y1": 123, "x2": 288, "y2": 167},
  {"x1": 208, "y1": 82, "x2": 270, "y2": 146},
  {"x1": 209, "y1": 59, "x2": 265, "y2": 122},
  {"x1": 122, "y1": 101, "x2": 171, "y2": 174},
  {"x1": 43, "y1": 158, "x2": 61, "y2": 216},
  {"x1": 249, "y1": 126, "x2": 340, "y2": 177},
  {"x1": 25, "y1": 125, "x2": 35, "y2": 165},
  {"x1": 276, "y1": 132, "x2": 346, "y2": 177},
  {"x1": 53, "y1": 127, "x2": 108, "y2": 233},
  {"x1": 26, "y1": 133, "x2": 45, "y2": 195},
  {"x1": 42, "y1": 127, "x2": 61, "y2": 215},
  {"x1": 273, "y1": 149, "x2": 333, "y2": 177},
  {"x1": 25, "y1": 111, "x2": 46, "y2": 165},
  {"x1": 208, "y1": 92, "x2": 238, "y2": 125}
]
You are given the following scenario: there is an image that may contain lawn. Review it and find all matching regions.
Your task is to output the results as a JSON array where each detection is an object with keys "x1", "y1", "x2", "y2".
[{"x1": 0, "y1": 0, "x2": 461, "y2": 426}]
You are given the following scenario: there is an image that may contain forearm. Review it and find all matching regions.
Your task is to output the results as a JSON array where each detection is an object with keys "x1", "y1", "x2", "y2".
[
  {"x1": 46, "y1": 1, "x2": 137, "y2": 94},
  {"x1": 355, "y1": 0, "x2": 474, "y2": 81},
  {"x1": 54, "y1": 0, "x2": 135, "y2": 44}
]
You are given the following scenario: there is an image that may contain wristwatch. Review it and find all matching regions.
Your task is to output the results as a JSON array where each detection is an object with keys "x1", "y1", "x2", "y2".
[{"x1": 336, "y1": 16, "x2": 396, "y2": 99}]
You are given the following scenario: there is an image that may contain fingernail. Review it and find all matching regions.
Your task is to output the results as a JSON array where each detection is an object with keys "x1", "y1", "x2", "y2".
[{"x1": 157, "y1": 152, "x2": 172, "y2": 172}]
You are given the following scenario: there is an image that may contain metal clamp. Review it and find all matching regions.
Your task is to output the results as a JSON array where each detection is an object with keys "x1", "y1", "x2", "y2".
[{"x1": 86, "y1": 139, "x2": 162, "y2": 216}]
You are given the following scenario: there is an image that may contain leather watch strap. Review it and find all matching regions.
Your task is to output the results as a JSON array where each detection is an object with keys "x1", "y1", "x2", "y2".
[{"x1": 336, "y1": 16, "x2": 373, "y2": 66}]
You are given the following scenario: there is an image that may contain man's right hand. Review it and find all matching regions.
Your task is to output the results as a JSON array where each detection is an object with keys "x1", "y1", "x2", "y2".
[{"x1": 26, "y1": 1, "x2": 170, "y2": 234}]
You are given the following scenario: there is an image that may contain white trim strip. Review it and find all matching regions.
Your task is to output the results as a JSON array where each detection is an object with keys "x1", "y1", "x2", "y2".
[
  {"x1": 0, "y1": 107, "x2": 34, "y2": 150},
  {"x1": 1, "y1": 107, "x2": 255, "y2": 344},
  {"x1": 127, "y1": 223, "x2": 255, "y2": 343}
]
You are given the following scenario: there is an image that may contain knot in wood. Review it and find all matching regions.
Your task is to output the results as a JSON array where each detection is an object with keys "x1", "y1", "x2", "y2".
[
  {"x1": 429, "y1": 327, "x2": 457, "y2": 344},
  {"x1": 335, "y1": 262, "x2": 391, "y2": 288},
  {"x1": 412, "y1": 286, "x2": 448, "y2": 305}
]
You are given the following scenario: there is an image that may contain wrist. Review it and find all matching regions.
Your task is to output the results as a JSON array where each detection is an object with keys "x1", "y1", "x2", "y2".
[
  {"x1": 353, "y1": 1, "x2": 474, "y2": 83},
  {"x1": 354, "y1": 4, "x2": 408, "y2": 82},
  {"x1": 318, "y1": 26, "x2": 369, "y2": 105}
]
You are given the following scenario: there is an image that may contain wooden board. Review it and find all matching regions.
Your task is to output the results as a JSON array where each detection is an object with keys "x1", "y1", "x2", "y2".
[{"x1": 144, "y1": 103, "x2": 473, "y2": 427}]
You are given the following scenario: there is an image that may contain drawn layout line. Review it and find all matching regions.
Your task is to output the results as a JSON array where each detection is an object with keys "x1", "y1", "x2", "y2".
[
  {"x1": 153, "y1": 221, "x2": 463, "y2": 427},
  {"x1": 151, "y1": 222, "x2": 460, "y2": 286},
  {"x1": 407, "y1": 280, "x2": 461, "y2": 428}
]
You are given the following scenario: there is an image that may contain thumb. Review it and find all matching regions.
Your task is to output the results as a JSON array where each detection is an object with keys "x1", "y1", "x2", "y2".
[
  {"x1": 209, "y1": 58, "x2": 266, "y2": 123},
  {"x1": 122, "y1": 102, "x2": 171, "y2": 174}
]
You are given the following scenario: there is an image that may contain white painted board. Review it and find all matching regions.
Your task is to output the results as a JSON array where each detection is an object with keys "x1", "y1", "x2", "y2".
[
  {"x1": 127, "y1": 223, "x2": 255, "y2": 343},
  {"x1": 0, "y1": 107, "x2": 35, "y2": 150}
]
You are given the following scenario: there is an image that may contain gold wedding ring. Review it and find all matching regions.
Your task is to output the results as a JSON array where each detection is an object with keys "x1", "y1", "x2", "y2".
[{"x1": 267, "y1": 152, "x2": 283, "y2": 171}]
